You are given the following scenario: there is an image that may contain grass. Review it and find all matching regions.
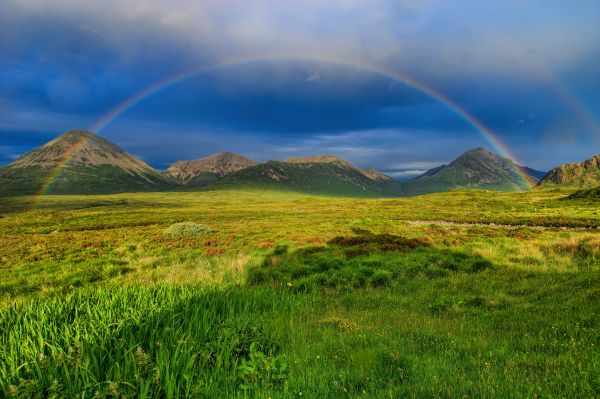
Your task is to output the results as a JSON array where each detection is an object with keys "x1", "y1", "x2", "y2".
[
  {"x1": 0, "y1": 164, "x2": 175, "y2": 196},
  {"x1": 568, "y1": 185, "x2": 600, "y2": 199},
  {"x1": 0, "y1": 188, "x2": 599, "y2": 397},
  {"x1": 0, "y1": 286, "x2": 302, "y2": 398},
  {"x1": 163, "y1": 222, "x2": 213, "y2": 238}
]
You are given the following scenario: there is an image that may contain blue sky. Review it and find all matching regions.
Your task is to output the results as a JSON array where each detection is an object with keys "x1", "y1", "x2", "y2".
[{"x1": 1, "y1": 0, "x2": 599, "y2": 177}]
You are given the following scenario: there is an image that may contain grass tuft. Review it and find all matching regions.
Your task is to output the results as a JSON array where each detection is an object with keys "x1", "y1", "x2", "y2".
[{"x1": 163, "y1": 222, "x2": 213, "y2": 238}]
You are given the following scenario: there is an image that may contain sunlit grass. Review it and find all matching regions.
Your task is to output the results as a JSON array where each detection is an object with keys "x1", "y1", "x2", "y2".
[{"x1": 0, "y1": 188, "x2": 599, "y2": 397}]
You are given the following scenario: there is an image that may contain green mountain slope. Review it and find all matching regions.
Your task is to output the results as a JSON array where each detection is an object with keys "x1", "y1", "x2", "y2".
[
  {"x1": 403, "y1": 147, "x2": 539, "y2": 195},
  {"x1": 0, "y1": 130, "x2": 176, "y2": 195},
  {"x1": 284, "y1": 154, "x2": 392, "y2": 182},
  {"x1": 567, "y1": 186, "x2": 600, "y2": 199},
  {"x1": 537, "y1": 154, "x2": 600, "y2": 188},
  {"x1": 212, "y1": 160, "x2": 403, "y2": 197}
]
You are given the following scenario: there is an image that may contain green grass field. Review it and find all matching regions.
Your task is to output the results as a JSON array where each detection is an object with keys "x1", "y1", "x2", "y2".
[{"x1": 0, "y1": 188, "x2": 599, "y2": 398}]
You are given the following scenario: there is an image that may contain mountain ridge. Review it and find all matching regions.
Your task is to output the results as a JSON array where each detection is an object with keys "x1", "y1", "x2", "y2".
[
  {"x1": 165, "y1": 152, "x2": 257, "y2": 184},
  {"x1": 284, "y1": 154, "x2": 392, "y2": 182},
  {"x1": 0, "y1": 131, "x2": 560, "y2": 197},
  {"x1": 537, "y1": 154, "x2": 600, "y2": 188},
  {"x1": 212, "y1": 160, "x2": 402, "y2": 197}
]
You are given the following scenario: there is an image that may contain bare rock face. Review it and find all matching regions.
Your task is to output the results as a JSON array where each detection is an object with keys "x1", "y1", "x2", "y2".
[
  {"x1": 537, "y1": 154, "x2": 600, "y2": 188},
  {"x1": 165, "y1": 152, "x2": 257, "y2": 183},
  {"x1": 284, "y1": 154, "x2": 391, "y2": 181}
]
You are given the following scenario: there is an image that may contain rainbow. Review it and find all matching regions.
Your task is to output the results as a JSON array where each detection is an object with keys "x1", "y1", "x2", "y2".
[
  {"x1": 471, "y1": 26, "x2": 600, "y2": 141},
  {"x1": 36, "y1": 133, "x2": 92, "y2": 196},
  {"x1": 45, "y1": 53, "x2": 537, "y2": 195},
  {"x1": 89, "y1": 53, "x2": 536, "y2": 187}
]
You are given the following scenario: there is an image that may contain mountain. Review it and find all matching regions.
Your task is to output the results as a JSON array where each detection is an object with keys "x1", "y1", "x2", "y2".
[
  {"x1": 284, "y1": 154, "x2": 392, "y2": 182},
  {"x1": 165, "y1": 152, "x2": 257, "y2": 185},
  {"x1": 537, "y1": 154, "x2": 600, "y2": 188},
  {"x1": 1, "y1": 133, "x2": 554, "y2": 198},
  {"x1": 403, "y1": 147, "x2": 540, "y2": 195},
  {"x1": 0, "y1": 130, "x2": 174, "y2": 195},
  {"x1": 213, "y1": 159, "x2": 402, "y2": 197}
]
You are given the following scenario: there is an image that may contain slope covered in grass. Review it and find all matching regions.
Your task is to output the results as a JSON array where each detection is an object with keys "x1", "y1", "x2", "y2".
[
  {"x1": 403, "y1": 148, "x2": 536, "y2": 195},
  {"x1": 213, "y1": 161, "x2": 403, "y2": 197},
  {"x1": 568, "y1": 185, "x2": 600, "y2": 199}
]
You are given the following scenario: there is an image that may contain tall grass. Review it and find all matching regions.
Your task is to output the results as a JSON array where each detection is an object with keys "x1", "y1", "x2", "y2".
[{"x1": 0, "y1": 285, "x2": 310, "y2": 398}]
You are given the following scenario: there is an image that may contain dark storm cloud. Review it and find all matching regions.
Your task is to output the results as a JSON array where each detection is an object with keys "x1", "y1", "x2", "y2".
[{"x1": 1, "y1": 0, "x2": 599, "y2": 171}]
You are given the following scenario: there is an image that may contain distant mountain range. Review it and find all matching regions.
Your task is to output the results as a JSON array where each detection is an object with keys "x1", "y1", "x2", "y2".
[{"x1": 6, "y1": 129, "x2": 597, "y2": 198}]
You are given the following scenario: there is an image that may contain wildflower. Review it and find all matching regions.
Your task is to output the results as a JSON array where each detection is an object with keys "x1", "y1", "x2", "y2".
[{"x1": 287, "y1": 282, "x2": 292, "y2": 287}]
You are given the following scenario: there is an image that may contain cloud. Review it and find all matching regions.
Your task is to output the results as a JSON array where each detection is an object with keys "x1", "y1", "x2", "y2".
[
  {"x1": 3, "y1": 0, "x2": 598, "y2": 80},
  {"x1": 1, "y1": 0, "x2": 599, "y2": 171},
  {"x1": 306, "y1": 70, "x2": 321, "y2": 82}
]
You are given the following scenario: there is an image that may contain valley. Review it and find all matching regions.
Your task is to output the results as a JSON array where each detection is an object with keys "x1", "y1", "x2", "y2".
[{"x1": 0, "y1": 188, "x2": 598, "y2": 397}]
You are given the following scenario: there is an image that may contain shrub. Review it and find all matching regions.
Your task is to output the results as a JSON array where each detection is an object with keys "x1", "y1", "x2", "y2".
[{"x1": 163, "y1": 222, "x2": 213, "y2": 238}]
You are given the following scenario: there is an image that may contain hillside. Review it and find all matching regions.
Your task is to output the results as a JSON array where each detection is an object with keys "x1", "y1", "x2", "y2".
[
  {"x1": 165, "y1": 152, "x2": 257, "y2": 184},
  {"x1": 414, "y1": 164, "x2": 448, "y2": 179},
  {"x1": 214, "y1": 160, "x2": 402, "y2": 197},
  {"x1": 404, "y1": 147, "x2": 542, "y2": 195},
  {"x1": 284, "y1": 154, "x2": 392, "y2": 182},
  {"x1": 0, "y1": 130, "x2": 175, "y2": 195},
  {"x1": 567, "y1": 186, "x2": 600, "y2": 199},
  {"x1": 537, "y1": 154, "x2": 600, "y2": 188}
]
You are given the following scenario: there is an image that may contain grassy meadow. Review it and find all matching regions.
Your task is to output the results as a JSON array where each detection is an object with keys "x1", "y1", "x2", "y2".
[{"x1": 0, "y1": 188, "x2": 599, "y2": 397}]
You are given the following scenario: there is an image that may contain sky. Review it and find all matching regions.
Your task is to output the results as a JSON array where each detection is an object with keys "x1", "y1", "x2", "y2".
[{"x1": 1, "y1": 0, "x2": 599, "y2": 178}]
